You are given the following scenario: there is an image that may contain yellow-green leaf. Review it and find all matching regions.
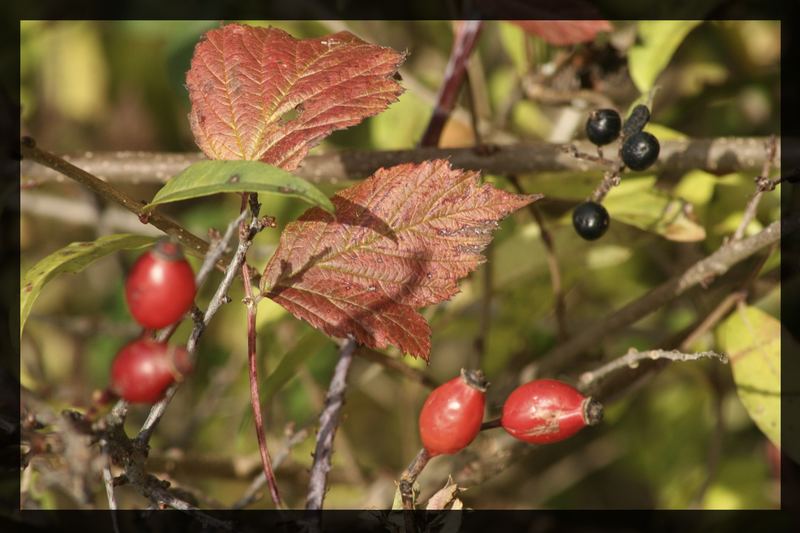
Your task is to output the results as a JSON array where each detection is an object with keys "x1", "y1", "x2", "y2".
[
  {"x1": 716, "y1": 306, "x2": 780, "y2": 448},
  {"x1": 21, "y1": 234, "x2": 158, "y2": 338},
  {"x1": 603, "y1": 177, "x2": 706, "y2": 242},
  {"x1": 146, "y1": 160, "x2": 335, "y2": 213},
  {"x1": 628, "y1": 21, "x2": 703, "y2": 93}
]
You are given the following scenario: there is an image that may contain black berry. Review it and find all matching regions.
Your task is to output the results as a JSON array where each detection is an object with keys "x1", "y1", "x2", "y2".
[
  {"x1": 622, "y1": 104, "x2": 651, "y2": 138},
  {"x1": 621, "y1": 131, "x2": 660, "y2": 171},
  {"x1": 573, "y1": 201, "x2": 610, "y2": 241},
  {"x1": 585, "y1": 109, "x2": 621, "y2": 146}
]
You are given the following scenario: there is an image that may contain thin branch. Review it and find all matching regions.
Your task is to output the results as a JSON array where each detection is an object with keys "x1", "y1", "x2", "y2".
[
  {"x1": 534, "y1": 217, "x2": 791, "y2": 377},
  {"x1": 306, "y1": 337, "x2": 358, "y2": 510},
  {"x1": 134, "y1": 204, "x2": 266, "y2": 448},
  {"x1": 101, "y1": 449, "x2": 119, "y2": 514},
  {"x1": 509, "y1": 176, "x2": 568, "y2": 341},
  {"x1": 19, "y1": 139, "x2": 230, "y2": 269},
  {"x1": 233, "y1": 426, "x2": 310, "y2": 509},
  {"x1": 590, "y1": 159, "x2": 626, "y2": 203},
  {"x1": 578, "y1": 349, "x2": 728, "y2": 389},
  {"x1": 399, "y1": 447, "x2": 432, "y2": 510},
  {"x1": 420, "y1": 21, "x2": 484, "y2": 147},
  {"x1": 155, "y1": 210, "x2": 248, "y2": 344},
  {"x1": 732, "y1": 135, "x2": 779, "y2": 241},
  {"x1": 20, "y1": 137, "x2": 788, "y2": 186},
  {"x1": 521, "y1": 76, "x2": 615, "y2": 109},
  {"x1": 242, "y1": 220, "x2": 282, "y2": 508}
]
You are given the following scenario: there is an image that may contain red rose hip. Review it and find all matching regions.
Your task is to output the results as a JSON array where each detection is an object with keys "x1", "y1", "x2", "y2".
[
  {"x1": 418, "y1": 369, "x2": 487, "y2": 456},
  {"x1": 110, "y1": 338, "x2": 191, "y2": 404},
  {"x1": 125, "y1": 239, "x2": 196, "y2": 329},
  {"x1": 501, "y1": 379, "x2": 603, "y2": 444}
]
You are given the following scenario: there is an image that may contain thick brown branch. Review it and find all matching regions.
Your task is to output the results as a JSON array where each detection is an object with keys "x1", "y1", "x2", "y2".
[{"x1": 20, "y1": 137, "x2": 791, "y2": 186}]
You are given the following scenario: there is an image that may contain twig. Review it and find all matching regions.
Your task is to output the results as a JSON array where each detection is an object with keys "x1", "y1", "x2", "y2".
[
  {"x1": 509, "y1": 176, "x2": 568, "y2": 341},
  {"x1": 155, "y1": 210, "x2": 248, "y2": 344},
  {"x1": 521, "y1": 76, "x2": 615, "y2": 109},
  {"x1": 306, "y1": 337, "x2": 358, "y2": 510},
  {"x1": 732, "y1": 135, "x2": 779, "y2": 241},
  {"x1": 19, "y1": 139, "x2": 229, "y2": 269},
  {"x1": 534, "y1": 217, "x2": 791, "y2": 377},
  {"x1": 590, "y1": 159, "x2": 626, "y2": 203},
  {"x1": 399, "y1": 447, "x2": 432, "y2": 510},
  {"x1": 578, "y1": 349, "x2": 728, "y2": 389},
  {"x1": 101, "y1": 450, "x2": 120, "y2": 533},
  {"x1": 233, "y1": 427, "x2": 310, "y2": 509},
  {"x1": 21, "y1": 140, "x2": 786, "y2": 186},
  {"x1": 419, "y1": 21, "x2": 483, "y2": 147},
  {"x1": 134, "y1": 203, "x2": 266, "y2": 448},
  {"x1": 241, "y1": 197, "x2": 282, "y2": 508},
  {"x1": 561, "y1": 143, "x2": 617, "y2": 168}
]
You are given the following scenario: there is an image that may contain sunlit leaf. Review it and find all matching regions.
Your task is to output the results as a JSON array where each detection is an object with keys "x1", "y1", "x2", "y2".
[
  {"x1": 716, "y1": 306, "x2": 780, "y2": 448},
  {"x1": 145, "y1": 160, "x2": 334, "y2": 213},
  {"x1": 261, "y1": 160, "x2": 538, "y2": 359},
  {"x1": 628, "y1": 21, "x2": 703, "y2": 93},
  {"x1": 20, "y1": 234, "x2": 158, "y2": 338},
  {"x1": 603, "y1": 177, "x2": 706, "y2": 242},
  {"x1": 187, "y1": 23, "x2": 405, "y2": 169}
]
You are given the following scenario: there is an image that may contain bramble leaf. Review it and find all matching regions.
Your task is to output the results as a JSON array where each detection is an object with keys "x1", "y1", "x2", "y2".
[
  {"x1": 716, "y1": 306, "x2": 781, "y2": 450},
  {"x1": 603, "y1": 177, "x2": 706, "y2": 242},
  {"x1": 21, "y1": 234, "x2": 158, "y2": 338},
  {"x1": 628, "y1": 21, "x2": 703, "y2": 93},
  {"x1": 261, "y1": 160, "x2": 539, "y2": 360},
  {"x1": 145, "y1": 160, "x2": 334, "y2": 213},
  {"x1": 511, "y1": 20, "x2": 612, "y2": 45},
  {"x1": 186, "y1": 23, "x2": 405, "y2": 170}
]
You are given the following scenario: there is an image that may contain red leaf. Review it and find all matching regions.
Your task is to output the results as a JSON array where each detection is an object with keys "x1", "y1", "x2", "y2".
[
  {"x1": 511, "y1": 20, "x2": 612, "y2": 46},
  {"x1": 186, "y1": 24, "x2": 405, "y2": 170},
  {"x1": 261, "y1": 160, "x2": 540, "y2": 360}
]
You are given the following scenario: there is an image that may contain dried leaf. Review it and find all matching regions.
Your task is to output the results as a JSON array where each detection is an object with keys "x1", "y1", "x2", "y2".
[
  {"x1": 186, "y1": 23, "x2": 405, "y2": 169},
  {"x1": 511, "y1": 20, "x2": 612, "y2": 45},
  {"x1": 261, "y1": 160, "x2": 539, "y2": 359},
  {"x1": 425, "y1": 476, "x2": 464, "y2": 510}
]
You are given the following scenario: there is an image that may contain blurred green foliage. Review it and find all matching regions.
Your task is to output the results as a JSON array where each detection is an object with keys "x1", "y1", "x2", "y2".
[{"x1": 20, "y1": 20, "x2": 781, "y2": 510}]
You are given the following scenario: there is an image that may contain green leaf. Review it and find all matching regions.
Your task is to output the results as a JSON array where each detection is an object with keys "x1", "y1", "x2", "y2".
[
  {"x1": 20, "y1": 234, "x2": 158, "y2": 338},
  {"x1": 145, "y1": 160, "x2": 335, "y2": 213},
  {"x1": 603, "y1": 177, "x2": 706, "y2": 242},
  {"x1": 716, "y1": 306, "x2": 780, "y2": 449},
  {"x1": 628, "y1": 21, "x2": 703, "y2": 93}
]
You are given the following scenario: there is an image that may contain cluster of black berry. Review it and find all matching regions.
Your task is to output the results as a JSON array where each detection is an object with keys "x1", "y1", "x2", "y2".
[{"x1": 573, "y1": 104, "x2": 660, "y2": 241}]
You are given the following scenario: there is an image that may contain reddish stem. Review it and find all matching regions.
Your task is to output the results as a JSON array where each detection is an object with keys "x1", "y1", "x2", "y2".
[
  {"x1": 241, "y1": 197, "x2": 282, "y2": 508},
  {"x1": 419, "y1": 21, "x2": 483, "y2": 147}
]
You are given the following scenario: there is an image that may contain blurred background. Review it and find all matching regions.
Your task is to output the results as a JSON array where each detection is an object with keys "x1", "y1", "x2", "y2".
[{"x1": 19, "y1": 20, "x2": 781, "y2": 509}]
